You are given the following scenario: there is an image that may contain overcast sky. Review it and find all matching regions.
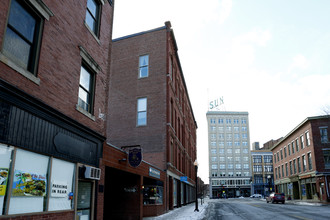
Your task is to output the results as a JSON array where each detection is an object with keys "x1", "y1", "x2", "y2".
[{"x1": 112, "y1": 0, "x2": 330, "y2": 183}]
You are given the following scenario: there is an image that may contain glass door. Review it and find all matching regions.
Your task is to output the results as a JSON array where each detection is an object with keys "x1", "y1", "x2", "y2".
[{"x1": 76, "y1": 181, "x2": 93, "y2": 220}]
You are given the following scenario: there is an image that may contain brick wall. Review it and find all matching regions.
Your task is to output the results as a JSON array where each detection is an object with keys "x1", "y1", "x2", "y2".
[{"x1": 0, "y1": 0, "x2": 114, "y2": 136}]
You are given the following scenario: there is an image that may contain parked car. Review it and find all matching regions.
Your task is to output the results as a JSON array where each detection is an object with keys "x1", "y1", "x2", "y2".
[
  {"x1": 250, "y1": 194, "x2": 262, "y2": 198},
  {"x1": 266, "y1": 192, "x2": 285, "y2": 204}
]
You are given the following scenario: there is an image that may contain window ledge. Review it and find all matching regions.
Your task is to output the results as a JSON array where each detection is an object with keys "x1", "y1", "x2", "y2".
[
  {"x1": 84, "y1": 22, "x2": 101, "y2": 45},
  {"x1": 29, "y1": 0, "x2": 54, "y2": 20},
  {"x1": 0, "y1": 52, "x2": 40, "y2": 85},
  {"x1": 76, "y1": 105, "x2": 95, "y2": 121}
]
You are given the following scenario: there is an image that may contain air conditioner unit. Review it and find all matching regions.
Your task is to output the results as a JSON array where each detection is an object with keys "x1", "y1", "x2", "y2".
[{"x1": 84, "y1": 166, "x2": 101, "y2": 180}]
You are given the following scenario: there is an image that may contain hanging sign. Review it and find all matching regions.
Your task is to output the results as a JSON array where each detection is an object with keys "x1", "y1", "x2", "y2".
[{"x1": 128, "y1": 148, "x2": 142, "y2": 168}]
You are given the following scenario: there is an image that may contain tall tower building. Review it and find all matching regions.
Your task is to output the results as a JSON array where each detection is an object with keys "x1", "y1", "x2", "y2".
[{"x1": 207, "y1": 111, "x2": 252, "y2": 198}]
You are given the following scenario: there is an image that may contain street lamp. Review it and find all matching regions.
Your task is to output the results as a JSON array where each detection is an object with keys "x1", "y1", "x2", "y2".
[
  {"x1": 267, "y1": 175, "x2": 271, "y2": 196},
  {"x1": 194, "y1": 159, "x2": 199, "y2": 212}
]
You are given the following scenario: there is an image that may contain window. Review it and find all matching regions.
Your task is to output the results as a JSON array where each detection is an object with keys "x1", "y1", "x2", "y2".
[
  {"x1": 289, "y1": 161, "x2": 293, "y2": 175},
  {"x1": 264, "y1": 165, "x2": 273, "y2": 172},
  {"x1": 264, "y1": 155, "x2": 273, "y2": 163},
  {"x1": 288, "y1": 144, "x2": 291, "y2": 155},
  {"x1": 320, "y1": 127, "x2": 328, "y2": 143},
  {"x1": 302, "y1": 155, "x2": 306, "y2": 172},
  {"x1": 235, "y1": 149, "x2": 240, "y2": 154},
  {"x1": 210, "y1": 118, "x2": 216, "y2": 124},
  {"x1": 211, "y1": 149, "x2": 216, "y2": 155},
  {"x1": 293, "y1": 159, "x2": 297, "y2": 174},
  {"x1": 228, "y1": 164, "x2": 233, "y2": 169},
  {"x1": 243, "y1": 164, "x2": 249, "y2": 169},
  {"x1": 234, "y1": 141, "x2": 240, "y2": 146},
  {"x1": 219, "y1": 142, "x2": 224, "y2": 147},
  {"x1": 219, "y1": 149, "x2": 224, "y2": 154},
  {"x1": 305, "y1": 131, "x2": 311, "y2": 146},
  {"x1": 236, "y1": 164, "x2": 241, "y2": 169},
  {"x1": 227, "y1": 149, "x2": 232, "y2": 154},
  {"x1": 78, "y1": 64, "x2": 95, "y2": 114},
  {"x1": 323, "y1": 150, "x2": 330, "y2": 169},
  {"x1": 139, "y1": 55, "x2": 149, "y2": 78},
  {"x1": 220, "y1": 164, "x2": 225, "y2": 169},
  {"x1": 233, "y1": 119, "x2": 239, "y2": 124},
  {"x1": 226, "y1": 142, "x2": 232, "y2": 147},
  {"x1": 211, "y1": 134, "x2": 216, "y2": 140},
  {"x1": 243, "y1": 157, "x2": 249, "y2": 162},
  {"x1": 85, "y1": 0, "x2": 101, "y2": 35},
  {"x1": 226, "y1": 126, "x2": 232, "y2": 132},
  {"x1": 297, "y1": 157, "x2": 301, "y2": 173},
  {"x1": 308, "y1": 153, "x2": 312, "y2": 170},
  {"x1": 137, "y1": 98, "x2": 147, "y2": 126},
  {"x1": 219, "y1": 134, "x2": 224, "y2": 139},
  {"x1": 218, "y1": 119, "x2": 224, "y2": 124},
  {"x1": 300, "y1": 135, "x2": 304, "y2": 149},
  {"x1": 275, "y1": 168, "x2": 278, "y2": 179},
  {"x1": 242, "y1": 149, "x2": 248, "y2": 154},
  {"x1": 218, "y1": 127, "x2": 224, "y2": 132},
  {"x1": 284, "y1": 147, "x2": 287, "y2": 158},
  {"x1": 242, "y1": 142, "x2": 248, "y2": 146},
  {"x1": 226, "y1": 119, "x2": 231, "y2": 124},
  {"x1": 281, "y1": 164, "x2": 284, "y2": 177},
  {"x1": 211, "y1": 164, "x2": 217, "y2": 170},
  {"x1": 253, "y1": 165, "x2": 262, "y2": 172},
  {"x1": 234, "y1": 127, "x2": 239, "y2": 132},
  {"x1": 3, "y1": 0, "x2": 43, "y2": 75},
  {"x1": 227, "y1": 156, "x2": 233, "y2": 162},
  {"x1": 253, "y1": 156, "x2": 262, "y2": 163},
  {"x1": 280, "y1": 149, "x2": 283, "y2": 160},
  {"x1": 219, "y1": 157, "x2": 225, "y2": 162},
  {"x1": 242, "y1": 134, "x2": 247, "y2": 139},
  {"x1": 241, "y1": 118, "x2": 246, "y2": 124},
  {"x1": 210, "y1": 142, "x2": 216, "y2": 147},
  {"x1": 227, "y1": 134, "x2": 232, "y2": 139},
  {"x1": 211, "y1": 157, "x2": 217, "y2": 162},
  {"x1": 295, "y1": 139, "x2": 299, "y2": 152},
  {"x1": 292, "y1": 142, "x2": 295, "y2": 154}
]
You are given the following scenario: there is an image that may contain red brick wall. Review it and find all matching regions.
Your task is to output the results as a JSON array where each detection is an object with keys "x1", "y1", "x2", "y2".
[
  {"x1": 0, "y1": 0, "x2": 114, "y2": 136},
  {"x1": 108, "y1": 28, "x2": 168, "y2": 170}
]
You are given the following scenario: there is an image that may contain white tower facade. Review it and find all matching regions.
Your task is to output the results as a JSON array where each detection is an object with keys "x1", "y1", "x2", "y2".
[{"x1": 206, "y1": 111, "x2": 252, "y2": 198}]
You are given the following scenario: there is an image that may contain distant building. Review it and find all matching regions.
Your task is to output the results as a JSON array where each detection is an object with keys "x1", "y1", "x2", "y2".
[
  {"x1": 263, "y1": 138, "x2": 282, "y2": 150},
  {"x1": 207, "y1": 111, "x2": 252, "y2": 198},
  {"x1": 251, "y1": 149, "x2": 274, "y2": 196},
  {"x1": 252, "y1": 142, "x2": 260, "y2": 150},
  {"x1": 271, "y1": 115, "x2": 330, "y2": 202}
]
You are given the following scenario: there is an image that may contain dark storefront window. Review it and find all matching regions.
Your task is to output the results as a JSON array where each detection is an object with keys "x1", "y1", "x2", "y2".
[{"x1": 143, "y1": 178, "x2": 163, "y2": 205}]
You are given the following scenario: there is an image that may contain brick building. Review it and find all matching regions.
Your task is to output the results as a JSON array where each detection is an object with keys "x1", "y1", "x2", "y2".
[
  {"x1": 0, "y1": 0, "x2": 115, "y2": 219},
  {"x1": 271, "y1": 115, "x2": 330, "y2": 202},
  {"x1": 107, "y1": 21, "x2": 198, "y2": 216}
]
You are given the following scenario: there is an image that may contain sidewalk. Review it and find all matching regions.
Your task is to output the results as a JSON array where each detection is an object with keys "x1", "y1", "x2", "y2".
[
  {"x1": 261, "y1": 198, "x2": 330, "y2": 206},
  {"x1": 143, "y1": 199, "x2": 209, "y2": 220}
]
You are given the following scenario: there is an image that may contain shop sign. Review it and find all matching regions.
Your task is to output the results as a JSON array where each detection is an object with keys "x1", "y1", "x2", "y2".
[
  {"x1": 180, "y1": 176, "x2": 189, "y2": 183},
  {"x1": 51, "y1": 181, "x2": 68, "y2": 197},
  {"x1": 149, "y1": 167, "x2": 160, "y2": 179},
  {"x1": 12, "y1": 170, "x2": 46, "y2": 197},
  {"x1": 0, "y1": 168, "x2": 9, "y2": 196},
  {"x1": 128, "y1": 148, "x2": 142, "y2": 168}
]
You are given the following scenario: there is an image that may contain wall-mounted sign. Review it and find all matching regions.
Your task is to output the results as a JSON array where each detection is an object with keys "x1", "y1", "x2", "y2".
[
  {"x1": 128, "y1": 148, "x2": 142, "y2": 168},
  {"x1": 51, "y1": 181, "x2": 68, "y2": 197},
  {"x1": 0, "y1": 168, "x2": 9, "y2": 196},
  {"x1": 12, "y1": 170, "x2": 46, "y2": 197},
  {"x1": 209, "y1": 96, "x2": 224, "y2": 110},
  {"x1": 149, "y1": 167, "x2": 160, "y2": 179}
]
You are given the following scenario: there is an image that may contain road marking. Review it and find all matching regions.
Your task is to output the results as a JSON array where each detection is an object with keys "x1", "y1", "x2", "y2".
[
  {"x1": 249, "y1": 204, "x2": 261, "y2": 207},
  {"x1": 287, "y1": 214, "x2": 311, "y2": 220}
]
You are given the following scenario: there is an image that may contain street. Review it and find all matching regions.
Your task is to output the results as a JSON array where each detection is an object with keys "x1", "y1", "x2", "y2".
[{"x1": 202, "y1": 198, "x2": 330, "y2": 220}]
